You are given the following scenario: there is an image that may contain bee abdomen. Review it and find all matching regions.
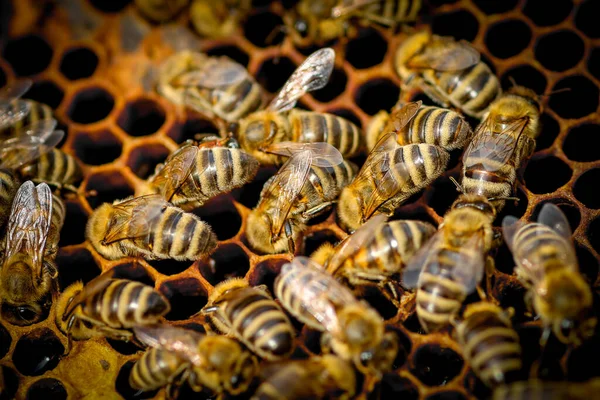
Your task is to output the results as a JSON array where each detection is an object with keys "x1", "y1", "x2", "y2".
[
  {"x1": 417, "y1": 272, "x2": 466, "y2": 332},
  {"x1": 274, "y1": 267, "x2": 323, "y2": 330},
  {"x1": 130, "y1": 348, "x2": 186, "y2": 391},
  {"x1": 393, "y1": 144, "x2": 449, "y2": 191},
  {"x1": 441, "y1": 63, "x2": 500, "y2": 117},
  {"x1": 293, "y1": 111, "x2": 362, "y2": 158},
  {"x1": 404, "y1": 106, "x2": 470, "y2": 150},
  {"x1": 216, "y1": 78, "x2": 263, "y2": 121},
  {"x1": 513, "y1": 224, "x2": 568, "y2": 274},
  {"x1": 45, "y1": 194, "x2": 66, "y2": 259}
]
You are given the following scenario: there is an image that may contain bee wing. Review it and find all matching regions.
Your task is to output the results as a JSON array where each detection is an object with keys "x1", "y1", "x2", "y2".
[
  {"x1": 148, "y1": 145, "x2": 198, "y2": 202},
  {"x1": 0, "y1": 122, "x2": 63, "y2": 169},
  {"x1": 331, "y1": 0, "x2": 382, "y2": 17},
  {"x1": 177, "y1": 57, "x2": 249, "y2": 88},
  {"x1": 449, "y1": 235, "x2": 486, "y2": 295},
  {"x1": 3, "y1": 181, "x2": 52, "y2": 273},
  {"x1": 407, "y1": 37, "x2": 480, "y2": 72},
  {"x1": 0, "y1": 79, "x2": 32, "y2": 103},
  {"x1": 133, "y1": 325, "x2": 205, "y2": 367},
  {"x1": 266, "y1": 150, "x2": 312, "y2": 238},
  {"x1": 390, "y1": 101, "x2": 422, "y2": 133},
  {"x1": 268, "y1": 48, "x2": 335, "y2": 112},
  {"x1": 537, "y1": 203, "x2": 572, "y2": 240},
  {"x1": 463, "y1": 118, "x2": 527, "y2": 172},
  {"x1": 262, "y1": 141, "x2": 344, "y2": 167},
  {"x1": 160, "y1": 24, "x2": 202, "y2": 52},
  {"x1": 401, "y1": 230, "x2": 443, "y2": 289},
  {"x1": 0, "y1": 99, "x2": 31, "y2": 131},
  {"x1": 327, "y1": 214, "x2": 387, "y2": 273},
  {"x1": 102, "y1": 194, "x2": 168, "y2": 244},
  {"x1": 501, "y1": 215, "x2": 525, "y2": 253}
]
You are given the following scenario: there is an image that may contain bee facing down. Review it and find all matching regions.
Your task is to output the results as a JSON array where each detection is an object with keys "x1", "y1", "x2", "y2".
[
  {"x1": 503, "y1": 203, "x2": 596, "y2": 346},
  {"x1": 86, "y1": 194, "x2": 217, "y2": 261}
]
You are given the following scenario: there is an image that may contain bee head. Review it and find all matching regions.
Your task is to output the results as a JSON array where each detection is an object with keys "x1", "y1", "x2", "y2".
[
  {"x1": 340, "y1": 303, "x2": 384, "y2": 352},
  {"x1": 450, "y1": 194, "x2": 496, "y2": 220},
  {"x1": 506, "y1": 84, "x2": 543, "y2": 114}
]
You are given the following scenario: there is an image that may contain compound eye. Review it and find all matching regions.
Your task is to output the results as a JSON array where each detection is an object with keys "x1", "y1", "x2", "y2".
[{"x1": 17, "y1": 306, "x2": 38, "y2": 322}]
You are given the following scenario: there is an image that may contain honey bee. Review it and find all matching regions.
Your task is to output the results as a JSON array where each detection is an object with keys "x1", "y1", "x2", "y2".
[
  {"x1": 156, "y1": 50, "x2": 264, "y2": 125},
  {"x1": 0, "y1": 79, "x2": 35, "y2": 135},
  {"x1": 246, "y1": 142, "x2": 355, "y2": 254},
  {"x1": 458, "y1": 85, "x2": 541, "y2": 213},
  {"x1": 502, "y1": 203, "x2": 596, "y2": 346},
  {"x1": 312, "y1": 214, "x2": 435, "y2": 301},
  {"x1": 336, "y1": 131, "x2": 449, "y2": 233},
  {"x1": 86, "y1": 194, "x2": 218, "y2": 261},
  {"x1": 395, "y1": 30, "x2": 501, "y2": 119},
  {"x1": 235, "y1": 47, "x2": 363, "y2": 165},
  {"x1": 0, "y1": 181, "x2": 61, "y2": 325},
  {"x1": 492, "y1": 378, "x2": 600, "y2": 400},
  {"x1": 134, "y1": 0, "x2": 189, "y2": 23},
  {"x1": 140, "y1": 139, "x2": 259, "y2": 210},
  {"x1": 251, "y1": 354, "x2": 356, "y2": 400},
  {"x1": 402, "y1": 195, "x2": 496, "y2": 333},
  {"x1": 131, "y1": 324, "x2": 259, "y2": 397},
  {"x1": 201, "y1": 278, "x2": 295, "y2": 360},
  {"x1": 55, "y1": 270, "x2": 170, "y2": 350},
  {"x1": 452, "y1": 301, "x2": 522, "y2": 388},
  {"x1": 274, "y1": 256, "x2": 399, "y2": 375},
  {"x1": 189, "y1": 0, "x2": 251, "y2": 39},
  {"x1": 366, "y1": 100, "x2": 473, "y2": 152}
]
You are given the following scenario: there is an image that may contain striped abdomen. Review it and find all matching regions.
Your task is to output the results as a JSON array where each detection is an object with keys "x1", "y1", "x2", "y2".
[
  {"x1": 0, "y1": 100, "x2": 53, "y2": 140},
  {"x1": 210, "y1": 287, "x2": 295, "y2": 360},
  {"x1": 290, "y1": 110, "x2": 363, "y2": 158},
  {"x1": 80, "y1": 279, "x2": 169, "y2": 328},
  {"x1": 492, "y1": 381, "x2": 576, "y2": 400},
  {"x1": 130, "y1": 348, "x2": 188, "y2": 391},
  {"x1": 128, "y1": 205, "x2": 217, "y2": 260},
  {"x1": 202, "y1": 77, "x2": 263, "y2": 122},
  {"x1": 425, "y1": 63, "x2": 501, "y2": 119},
  {"x1": 456, "y1": 307, "x2": 522, "y2": 387},
  {"x1": 0, "y1": 168, "x2": 19, "y2": 228},
  {"x1": 366, "y1": 0, "x2": 421, "y2": 22},
  {"x1": 171, "y1": 147, "x2": 259, "y2": 209},
  {"x1": 21, "y1": 149, "x2": 83, "y2": 186},
  {"x1": 416, "y1": 248, "x2": 471, "y2": 332},
  {"x1": 398, "y1": 106, "x2": 471, "y2": 150},
  {"x1": 44, "y1": 194, "x2": 66, "y2": 260},
  {"x1": 340, "y1": 220, "x2": 436, "y2": 278}
]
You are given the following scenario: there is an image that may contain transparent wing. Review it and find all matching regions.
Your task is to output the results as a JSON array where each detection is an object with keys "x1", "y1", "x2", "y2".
[
  {"x1": 0, "y1": 123, "x2": 63, "y2": 169},
  {"x1": 401, "y1": 230, "x2": 442, "y2": 289},
  {"x1": 0, "y1": 100, "x2": 31, "y2": 131},
  {"x1": 133, "y1": 325, "x2": 205, "y2": 367},
  {"x1": 449, "y1": 235, "x2": 486, "y2": 295},
  {"x1": 148, "y1": 145, "x2": 198, "y2": 202},
  {"x1": 501, "y1": 215, "x2": 524, "y2": 253},
  {"x1": 160, "y1": 24, "x2": 202, "y2": 52},
  {"x1": 407, "y1": 37, "x2": 481, "y2": 72},
  {"x1": 262, "y1": 141, "x2": 344, "y2": 167},
  {"x1": 332, "y1": 0, "x2": 381, "y2": 17},
  {"x1": 463, "y1": 118, "x2": 528, "y2": 172},
  {"x1": 537, "y1": 203, "x2": 572, "y2": 240},
  {"x1": 327, "y1": 214, "x2": 387, "y2": 274},
  {"x1": 176, "y1": 57, "x2": 249, "y2": 89},
  {"x1": 103, "y1": 194, "x2": 168, "y2": 244},
  {"x1": 268, "y1": 48, "x2": 335, "y2": 112},
  {"x1": 0, "y1": 80, "x2": 32, "y2": 103},
  {"x1": 4, "y1": 181, "x2": 52, "y2": 274},
  {"x1": 265, "y1": 150, "x2": 312, "y2": 237},
  {"x1": 389, "y1": 100, "x2": 421, "y2": 133}
]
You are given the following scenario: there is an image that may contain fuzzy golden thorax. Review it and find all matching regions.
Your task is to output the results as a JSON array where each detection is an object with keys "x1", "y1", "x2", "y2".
[
  {"x1": 338, "y1": 303, "x2": 384, "y2": 352},
  {"x1": 310, "y1": 241, "x2": 336, "y2": 268},
  {"x1": 246, "y1": 211, "x2": 303, "y2": 254},
  {"x1": 86, "y1": 203, "x2": 128, "y2": 261},
  {"x1": 485, "y1": 86, "x2": 542, "y2": 140},
  {"x1": 336, "y1": 185, "x2": 368, "y2": 233},
  {"x1": 443, "y1": 200, "x2": 495, "y2": 251},
  {"x1": 207, "y1": 277, "x2": 249, "y2": 305},
  {"x1": 237, "y1": 111, "x2": 291, "y2": 165},
  {"x1": 395, "y1": 30, "x2": 432, "y2": 80}
]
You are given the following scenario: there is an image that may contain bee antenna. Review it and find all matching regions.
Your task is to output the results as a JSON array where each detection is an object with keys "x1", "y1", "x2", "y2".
[
  {"x1": 265, "y1": 24, "x2": 288, "y2": 62},
  {"x1": 487, "y1": 196, "x2": 519, "y2": 202},
  {"x1": 508, "y1": 76, "x2": 518, "y2": 89},
  {"x1": 539, "y1": 87, "x2": 571, "y2": 99},
  {"x1": 449, "y1": 176, "x2": 463, "y2": 193}
]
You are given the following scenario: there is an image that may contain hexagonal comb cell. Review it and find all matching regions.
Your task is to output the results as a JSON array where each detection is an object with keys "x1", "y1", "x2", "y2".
[
  {"x1": 67, "y1": 86, "x2": 115, "y2": 124},
  {"x1": 117, "y1": 98, "x2": 166, "y2": 137},
  {"x1": 199, "y1": 243, "x2": 250, "y2": 285},
  {"x1": 26, "y1": 378, "x2": 68, "y2": 400},
  {"x1": 84, "y1": 169, "x2": 134, "y2": 209},
  {"x1": 126, "y1": 142, "x2": 170, "y2": 179},
  {"x1": 2, "y1": 35, "x2": 53, "y2": 76},
  {"x1": 56, "y1": 247, "x2": 101, "y2": 290},
  {"x1": 12, "y1": 328, "x2": 64, "y2": 376},
  {"x1": 159, "y1": 278, "x2": 208, "y2": 321},
  {"x1": 72, "y1": 129, "x2": 122, "y2": 166},
  {"x1": 23, "y1": 80, "x2": 64, "y2": 109},
  {"x1": 59, "y1": 47, "x2": 99, "y2": 80}
]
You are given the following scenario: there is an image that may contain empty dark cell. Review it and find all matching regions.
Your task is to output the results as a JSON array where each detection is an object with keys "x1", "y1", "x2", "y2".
[
  {"x1": 160, "y1": 278, "x2": 207, "y2": 320},
  {"x1": 426, "y1": 392, "x2": 467, "y2": 400},
  {"x1": 60, "y1": 47, "x2": 98, "y2": 80},
  {"x1": 85, "y1": 171, "x2": 134, "y2": 209},
  {"x1": 588, "y1": 218, "x2": 600, "y2": 253},
  {"x1": 575, "y1": 245, "x2": 599, "y2": 284},
  {"x1": 193, "y1": 206, "x2": 242, "y2": 241},
  {"x1": 391, "y1": 205, "x2": 437, "y2": 227},
  {"x1": 473, "y1": 0, "x2": 518, "y2": 14},
  {"x1": 463, "y1": 371, "x2": 492, "y2": 400},
  {"x1": 1, "y1": 366, "x2": 18, "y2": 400},
  {"x1": 549, "y1": 76, "x2": 599, "y2": 119},
  {"x1": 360, "y1": 286, "x2": 397, "y2": 320},
  {"x1": 235, "y1": 166, "x2": 277, "y2": 208},
  {"x1": 501, "y1": 65, "x2": 547, "y2": 94},
  {"x1": 380, "y1": 375, "x2": 419, "y2": 398},
  {"x1": 302, "y1": 328, "x2": 322, "y2": 354},
  {"x1": 493, "y1": 188, "x2": 528, "y2": 228},
  {"x1": 88, "y1": 0, "x2": 131, "y2": 13},
  {"x1": 432, "y1": 9, "x2": 479, "y2": 42},
  {"x1": 23, "y1": 80, "x2": 64, "y2": 109},
  {"x1": 117, "y1": 98, "x2": 166, "y2": 136},
  {"x1": 147, "y1": 259, "x2": 191, "y2": 276},
  {"x1": 536, "y1": 113, "x2": 559, "y2": 151},
  {"x1": 58, "y1": 200, "x2": 88, "y2": 246},
  {"x1": 567, "y1": 330, "x2": 600, "y2": 381},
  {"x1": 67, "y1": 87, "x2": 115, "y2": 124},
  {"x1": 326, "y1": 108, "x2": 361, "y2": 128},
  {"x1": 524, "y1": 0, "x2": 573, "y2": 26},
  {"x1": 355, "y1": 79, "x2": 400, "y2": 116},
  {"x1": 73, "y1": 130, "x2": 122, "y2": 166},
  {"x1": 494, "y1": 280, "x2": 528, "y2": 322},
  {"x1": 403, "y1": 312, "x2": 426, "y2": 334},
  {"x1": 589, "y1": 47, "x2": 600, "y2": 81},
  {"x1": 536, "y1": 31, "x2": 584, "y2": 72},
  {"x1": 127, "y1": 144, "x2": 169, "y2": 179},
  {"x1": 524, "y1": 155, "x2": 572, "y2": 194},
  {"x1": 200, "y1": 244, "x2": 250, "y2": 285},
  {"x1": 56, "y1": 248, "x2": 101, "y2": 291},
  {"x1": 485, "y1": 20, "x2": 531, "y2": 59},
  {"x1": 256, "y1": 57, "x2": 296, "y2": 93},
  {"x1": 176, "y1": 116, "x2": 219, "y2": 143},
  {"x1": 115, "y1": 360, "x2": 157, "y2": 399},
  {"x1": 494, "y1": 241, "x2": 516, "y2": 275},
  {"x1": 312, "y1": 68, "x2": 347, "y2": 103},
  {"x1": 428, "y1": 176, "x2": 460, "y2": 217},
  {"x1": 206, "y1": 45, "x2": 250, "y2": 67},
  {"x1": 346, "y1": 28, "x2": 387, "y2": 69},
  {"x1": 106, "y1": 338, "x2": 141, "y2": 356},
  {"x1": 244, "y1": 11, "x2": 284, "y2": 47},
  {"x1": 0, "y1": 323, "x2": 10, "y2": 358},
  {"x1": 574, "y1": 169, "x2": 600, "y2": 209},
  {"x1": 13, "y1": 328, "x2": 64, "y2": 376},
  {"x1": 576, "y1": 0, "x2": 600, "y2": 38},
  {"x1": 531, "y1": 200, "x2": 580, "y2": 233},
  {"x1": 3, "y1": 35, "x2": 53, "y2": 76},
  {"x1": 0, "y1": 68, "x2": 6, "y2": 89},
  {"x1": 27, "y1": 378, "x2": 67, "y2": 400},
  {"x1": 247, "y1": 258, "x2": 287, "y2": 294},
  {"x1": 563, "y1": 124, "x2": 600, "y2": 162},
  {"x1": 303, "y1": 230, "x2": 339, "y2": 257},
  {"x1": 112, "y1": 262, "x2": 155, "y2": 286},
  {"x1": 411, "y1": 344, "x2": 464, "y2": 386}
]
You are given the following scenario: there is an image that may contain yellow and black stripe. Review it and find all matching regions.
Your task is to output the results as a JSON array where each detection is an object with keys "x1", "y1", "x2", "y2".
[
  {"x1": 0, "y1": 100, "x2": 53, "y2": 139},
  {"x1": 21, "y1": 149, "x2": 83, "y2": 187},
  {"x1": 130, "y1": 347, "x2": 188, "y2": 391}
]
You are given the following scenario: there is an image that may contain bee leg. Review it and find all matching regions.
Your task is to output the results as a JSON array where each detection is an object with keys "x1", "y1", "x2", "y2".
[
  {"x1": 531, "y1": 327, "x2": 552, "y2": 378},
  {"x1": 302, "y1": 202, "x2": 335, "y2": 219},
  {"x1": 166, "y1": 368, "x2": 190, "y2": 400},
  {"x1": 63, "y1": 315, "x2": 77, "y2": 356},
  {"x1": 284, "y1": 221, "x2": 296, "y2": 254}
]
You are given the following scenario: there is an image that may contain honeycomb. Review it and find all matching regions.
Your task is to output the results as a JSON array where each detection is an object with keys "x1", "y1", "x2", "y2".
[{"x1": 0, "y1": 0, "x2": 599, "y2": 399}]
